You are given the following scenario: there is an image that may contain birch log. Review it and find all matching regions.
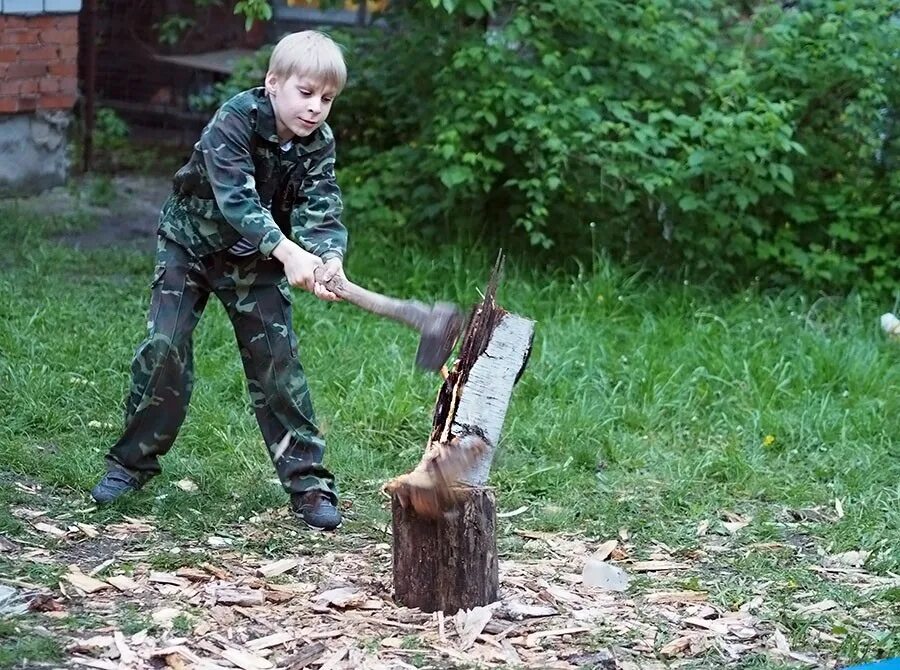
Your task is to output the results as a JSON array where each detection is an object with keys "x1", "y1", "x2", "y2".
[{"x1": 392, "y1": 256, "x2": 534, "y2": 613}]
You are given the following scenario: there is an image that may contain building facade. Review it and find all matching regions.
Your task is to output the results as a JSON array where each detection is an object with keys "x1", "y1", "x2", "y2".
[{"x1": 0, "y1": 0, "x2": 80, "y2": 195}]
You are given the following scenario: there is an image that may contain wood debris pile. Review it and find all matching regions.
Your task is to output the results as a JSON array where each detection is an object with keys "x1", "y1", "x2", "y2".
[{"x1": 3, "y1": 499, "x2": 897, "y2": 669}]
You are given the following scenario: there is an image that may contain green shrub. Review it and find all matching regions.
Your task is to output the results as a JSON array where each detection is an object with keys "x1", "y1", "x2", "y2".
[{"x1": 208, "y1": 1, "x2": 900, "y2": 295}]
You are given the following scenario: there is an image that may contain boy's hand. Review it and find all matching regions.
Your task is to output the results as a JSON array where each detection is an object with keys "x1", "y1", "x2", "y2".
[
  {"x1": 272, "y1": 239, "x2": 323, "y2": 293},
  {"x1": 314, "y1": 258, "x2": 345, "y2": 302}
]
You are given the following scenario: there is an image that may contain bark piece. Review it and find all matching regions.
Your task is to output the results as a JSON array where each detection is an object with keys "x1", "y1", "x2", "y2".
[{"x1": 215, "y1": 587, "x2": 265, "y2": 607}]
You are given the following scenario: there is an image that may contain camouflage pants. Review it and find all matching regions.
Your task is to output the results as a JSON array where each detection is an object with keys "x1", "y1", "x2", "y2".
[{"x1": 106, "y1": 236, "x2": 336, "y2": 500}]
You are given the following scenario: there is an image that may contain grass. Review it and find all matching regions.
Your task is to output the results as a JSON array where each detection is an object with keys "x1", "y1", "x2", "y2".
[
  {"x1": 0, "y1": 189, "x2": 898, "y2": 666},
  {"x1": 0, "y1": 618, "x2": 62, "y2": 668}
]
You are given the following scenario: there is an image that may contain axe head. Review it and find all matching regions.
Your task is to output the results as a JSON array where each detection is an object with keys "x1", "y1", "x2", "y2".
[{"x1": 415, "y1": 302, "x2": 464, "y2": 371}]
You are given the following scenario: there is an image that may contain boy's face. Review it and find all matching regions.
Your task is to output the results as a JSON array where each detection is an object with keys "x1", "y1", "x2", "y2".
[{"x1": 266, "y1": 72, "x2": 337, "y2": 141}]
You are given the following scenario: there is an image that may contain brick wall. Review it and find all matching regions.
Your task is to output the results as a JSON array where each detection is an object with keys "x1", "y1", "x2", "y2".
[{"x1": 0, "y1": 0, "x2": 80, "y2": 114}]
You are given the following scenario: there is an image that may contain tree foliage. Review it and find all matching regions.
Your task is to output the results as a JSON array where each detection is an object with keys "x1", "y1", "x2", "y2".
[{"x1": 212, "y1": 0, "x2": 900, "y2": 294}]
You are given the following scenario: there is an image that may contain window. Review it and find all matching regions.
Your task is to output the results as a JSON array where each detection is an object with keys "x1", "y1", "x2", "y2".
[{"x1": 275, "y1": 0, "x2": 389, "y2": 26}]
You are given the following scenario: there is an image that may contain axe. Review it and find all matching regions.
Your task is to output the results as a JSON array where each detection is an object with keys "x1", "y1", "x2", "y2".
[{"x1": 315, "y1": 268, "x2": 463, "y2": 371}]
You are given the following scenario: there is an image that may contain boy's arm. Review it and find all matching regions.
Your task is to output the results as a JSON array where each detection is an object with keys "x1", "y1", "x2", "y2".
[
  {"x1": 291, "y1": 138, "x2": 347, "y2": 263},
  {"x1": 200, "y1": 103, "x2": 286, "y2": 257}
]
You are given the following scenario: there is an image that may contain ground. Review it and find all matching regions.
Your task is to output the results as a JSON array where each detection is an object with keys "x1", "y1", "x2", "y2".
[
  {"x1": 0, "y1": 175, "x2": 897, "y2": 669},
  {"x1": 4, "y1": 472, "x2": 896, "y2": 670}
]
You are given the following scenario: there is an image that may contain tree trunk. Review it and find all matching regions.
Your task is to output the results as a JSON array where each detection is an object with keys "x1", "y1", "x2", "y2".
[
  {"x1": 391, "y1": 254, "x2": 534, "y2": 613},
  {"x1": 391, "y1": 487, "x2": 498, "y2": 614}
]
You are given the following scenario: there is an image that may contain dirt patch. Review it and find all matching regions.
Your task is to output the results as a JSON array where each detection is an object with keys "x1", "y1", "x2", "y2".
[{"x1": 14, "y1": 174, "x2": 172, "y2": 252}]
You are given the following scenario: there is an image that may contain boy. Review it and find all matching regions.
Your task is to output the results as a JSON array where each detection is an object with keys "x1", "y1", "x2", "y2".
[{"x1": 91, "y1": 31, "x2": 348, "y2": 531}]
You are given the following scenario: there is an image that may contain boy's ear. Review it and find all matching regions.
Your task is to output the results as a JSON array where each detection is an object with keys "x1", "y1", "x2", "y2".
[{"x1": 265, "y1": 71, "x2": 279, "y2": 95}]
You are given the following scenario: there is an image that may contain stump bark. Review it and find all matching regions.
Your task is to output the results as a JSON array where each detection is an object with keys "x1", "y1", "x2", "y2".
[
  {"x1": 391, "y1": 487, "x2": 498, "y2": 614},
  {"x1": 391, "y1": 254, "x2": 534, "y2": 613}
]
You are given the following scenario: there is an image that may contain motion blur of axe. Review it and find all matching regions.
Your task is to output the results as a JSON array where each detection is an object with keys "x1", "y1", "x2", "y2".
[{"x1": 314, "y1": 267, "x2": 464, "y2": 372}]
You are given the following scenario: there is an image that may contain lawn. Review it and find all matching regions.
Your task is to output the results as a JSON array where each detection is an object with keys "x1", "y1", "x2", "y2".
[{"x1": 0, "y1": 177, "x2": 897, "y2": 669}]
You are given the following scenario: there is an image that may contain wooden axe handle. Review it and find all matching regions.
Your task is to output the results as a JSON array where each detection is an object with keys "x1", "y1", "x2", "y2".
[{"x1": 316, "y1": 269, "x2": 431, "y2": 331}]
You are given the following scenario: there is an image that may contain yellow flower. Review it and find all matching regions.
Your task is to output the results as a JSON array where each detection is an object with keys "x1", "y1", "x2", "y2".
[{"x1": 762, "y1": 434, "x2": 776, "y2": 447}]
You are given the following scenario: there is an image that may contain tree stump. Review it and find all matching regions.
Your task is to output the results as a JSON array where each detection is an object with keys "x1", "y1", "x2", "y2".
[
  {"x1": 391, "y1": 254, "x2": 534, "y2": 614},
  {"x1": 391, "y1": 487, "x2": 498, "y2": 614}
]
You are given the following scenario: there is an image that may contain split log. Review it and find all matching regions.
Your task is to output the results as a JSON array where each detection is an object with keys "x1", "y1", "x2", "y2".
[{"x1": 392, "y1": 254, "x2": 534, "y2": 613}]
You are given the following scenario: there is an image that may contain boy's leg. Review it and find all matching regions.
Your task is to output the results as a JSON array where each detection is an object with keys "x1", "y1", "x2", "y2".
[
  {"x1": 105, "y1": 237, "x2": 210, "y2": 483},
  {"x1": 212, "y1": 253, "x2": 337, "y2": 501}
]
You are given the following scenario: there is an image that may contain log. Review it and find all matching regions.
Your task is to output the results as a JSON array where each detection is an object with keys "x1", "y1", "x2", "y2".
[
  {"x1": 391, "y1": 487, "x2": 498, "y2": 614},
  {"x1": 392, "y1": 254, "x2": 534, "y2": 613}
]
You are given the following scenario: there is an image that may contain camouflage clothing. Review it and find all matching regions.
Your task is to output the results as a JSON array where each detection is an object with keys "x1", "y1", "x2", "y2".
[
  {"x1": 107, "y1": 236, "x2": 335, "y2": 498},
  {"x1": 160, "y1": 87, "x2": 347, "y2": 261},
  {"x1": 105, "y1": 87, "x2": 346, "y2": 500}
]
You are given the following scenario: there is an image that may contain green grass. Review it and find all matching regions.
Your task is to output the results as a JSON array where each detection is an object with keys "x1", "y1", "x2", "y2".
[
  {"x1": 0, "y1": 618, "x2": 63, "y2": 669},
  {"x1": 1, "y1": 195, "x2": 899, "y2": 665}
]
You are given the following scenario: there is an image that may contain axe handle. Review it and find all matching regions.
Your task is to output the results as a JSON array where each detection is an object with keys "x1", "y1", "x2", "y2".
[{"x1": 320, "y1": 273, "x2": 429, "y2": 331}]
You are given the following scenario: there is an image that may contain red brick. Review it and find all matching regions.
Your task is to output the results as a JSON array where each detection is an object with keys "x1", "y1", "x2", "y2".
[
  {"x1": 48, "y1": 61, "x2": 77, "y2": 77},
  {"x1": 18, "y1": 96, "x2": 38, "y2": 112},
  {"x1": 0, "y1": 47, "x2": 19, "y2": 63},
  {"x1": 0, "y1": 80, "x2": 20, "y2": 96},
  {"x1": 0, "y1": 16, "x2": 28, "y2": 30},
  {"x1": 54, "y1": 15, "x2": 78, "y2": 30},
  {"x1": 58, "y1": 76, "x2": 78, "y2": 95},
  {"x1": 6, "y1": 30, "x2": 40, "y2": 46},
  {"x1": 59, "y1": 45, "x2": 78, "y2": 60},
  {"x1": 39, "y1": 78, "x2": 60, "y2": 94},
  {"x1": 40, "y1": 29, "x2": 78, "y2": 46},
  {"x1": 6, "y1": 61, "x2": 47, "y2": 79},
  {"x1": 19, "y1": 79, "x2": 38, "y2": 95},
  {"x1": 19, "y1": 45, "x2": 60, "y2": 61},
  {"x1": 0, "y1": 97, "x2": 20, "y2": 114},
  {"x1": 29, "y1": 16, "x2": 57, "y2": 30},
  {"x1": 39, "y1": 93, "x2": 76, "y2": 110}
]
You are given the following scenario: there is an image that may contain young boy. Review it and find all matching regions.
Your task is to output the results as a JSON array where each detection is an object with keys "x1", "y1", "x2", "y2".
[{"x1": 91, "y1": 31, "x2": 348, "y2": 531}]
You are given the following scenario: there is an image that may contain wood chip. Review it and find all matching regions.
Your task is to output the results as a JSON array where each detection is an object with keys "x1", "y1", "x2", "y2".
[
  {"x1": 499, "y1": 599, "x2": 557, "y2": 620},
  {"x1": 88, "y1": 559, "x2": 114, "y2": 577},
  {"x1": 150, "y1": 645, "x2": 204, "y2": 664},
  {"x1": 175, "y1": 478, "x2": 198, "y2": 492},
  {"x1": 75, "y1": 523, "x2": 99, "y2": 538},
  {"x1": 200, "y1": 563, "x2": 230, "y2": 580},
  {"x1": 524, "y1": 626, "x2": 590, "y2": 647},
  {"x1": 149, "y1": 572, "x2": 191, "y2": 588},
  {"x1": 113, "y1": 631, "x2": 136, "y2": 665},
  {"x1": 313, "y1": 586, "x2": 367, "y2": 608},
  {"x1": 175, "y1": 567, "x2": 211, "y2": 582},
  {"x1": 592, "y1": 539, "x2": 619, "y2": 562},
  {"x1": 220, "y1": 647, "x2": 274, "y2": 670},
  {"x1": 281, "y1": 641, "x2": 327, "y2": 669},
  {"x1": 246, "y1": 632, "x2": 295, "y2": 651},
  {"x1": 797, "y1": 599, "x2": 838, "y2": 616},
  {"x1": 660, "y1": 634, "x2": 702, "y2": 658},
  {"x1": 497, "y1": 506, "x2": 529, "y2": 518},
  {"x1": 215, "y1": 587, "x2": 265, "y2": 607},
  {"x1": 33, "y1": 522, "x2": 68, "y2": 538},
  {"x1": 629, "y1": 560, "x2": 689, "y2": 572},
  {"x1": 644, "y1": 591, "x2": 708, "y2": 604},
  {"x1": 71, "y1": 657, "x2": 118, "y2": 670},
  {"x1": 106, "y1": 575, "x2": 140, "y2": 592},
  {"x1": 318, "y1": 647, "x2": 348, "y2": 670},
  {"x1": 64, "y1": 568, "x2": 109, "y2": 594},
  {"x1": 257, "y1": 558, "x2": 301, "y2": 578},
  {"x1": 454, "y1": 606, "x2": 493, "y2": 650}
]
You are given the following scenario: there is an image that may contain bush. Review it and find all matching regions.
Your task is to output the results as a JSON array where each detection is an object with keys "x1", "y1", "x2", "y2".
[{"x1": 210, "y1": 1, "x2": 900, "y2": 295}]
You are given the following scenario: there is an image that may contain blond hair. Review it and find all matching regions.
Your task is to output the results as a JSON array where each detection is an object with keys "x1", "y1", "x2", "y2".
[{"x1": 268, "y1": 31, "x2": 347, "y2": 93}]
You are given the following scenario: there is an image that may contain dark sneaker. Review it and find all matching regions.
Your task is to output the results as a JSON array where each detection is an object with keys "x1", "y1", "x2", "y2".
[
  {"x1": 291, "y1": 490, "x2": 342, "y2": 531},
  {"x1": 91, "y1": 467, "x2": 141, "y2": 503}
]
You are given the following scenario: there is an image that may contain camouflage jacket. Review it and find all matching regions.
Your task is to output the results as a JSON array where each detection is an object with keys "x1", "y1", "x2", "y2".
[{"x1": 158, "y1": 87, "x2": 347, "y2": 261}]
